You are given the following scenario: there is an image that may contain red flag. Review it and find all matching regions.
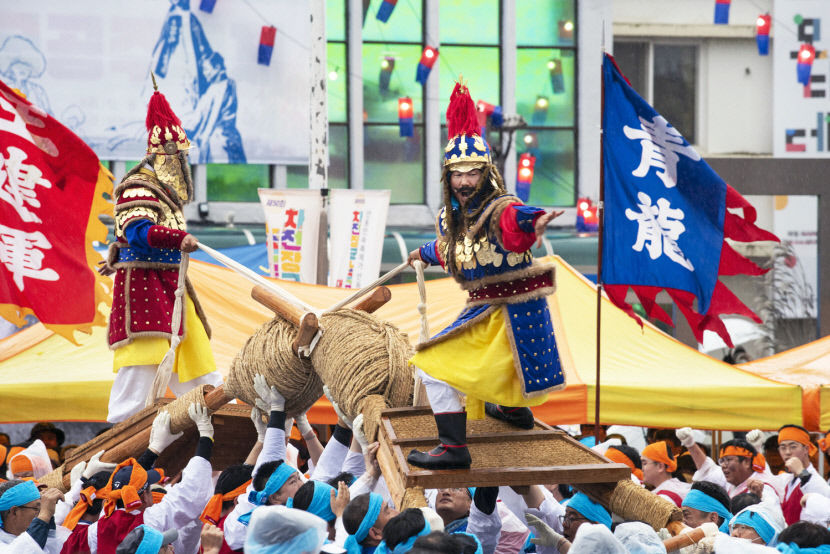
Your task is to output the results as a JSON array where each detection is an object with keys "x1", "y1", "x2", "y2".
[{"x1": 0, "y1": 80, "x2": 112, "y2": 342}]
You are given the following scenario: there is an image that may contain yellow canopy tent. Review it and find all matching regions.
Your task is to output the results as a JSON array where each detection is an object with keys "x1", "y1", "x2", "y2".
[
  {"x1": 739, "y1": 336, "x2": 830, "y2": 431},
  {"x1": 0, "y1": 256, "x2": 802, "y2": 429}
]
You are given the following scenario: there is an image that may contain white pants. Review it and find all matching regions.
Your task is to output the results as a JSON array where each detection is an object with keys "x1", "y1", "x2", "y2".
[
  {"x1": 107, "y1": 365, "x2": 224, "y2": 423},
  {"x1": 417, "y1": 367, "x2": 464, "y2": 413}
]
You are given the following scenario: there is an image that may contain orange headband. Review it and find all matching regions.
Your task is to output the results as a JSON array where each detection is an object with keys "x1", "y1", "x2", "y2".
[
  {"x1": 818, "y1": 432, "x2": 830, "y2": 453},
  {"x1": 63, "y1": 486, "x2": 97, "y2": 530},
  {"x1": 9, "y1": 455, "x2": 33, "y2": 475},
  {"x1": 719, "y1": 445, "x2": 765, "y2": 472},
  {"x1": 642, "y1": 441, "x2": 677, "y2": 472},
  {"x1": 0, "y1": 445, "x2": 6, "y2": 466},
  {"x1": 199, "y1": 479, "x2": 252, "y2": 526},
  {"x1": 779, "y1": 426, "x2": 818, "y2": 457},
  {"x1": 99, "y1": 459, "x2": 153, "y2": 517},
  {"x1": 605, "y1": 447, "x2": 644, "y2": 481}
]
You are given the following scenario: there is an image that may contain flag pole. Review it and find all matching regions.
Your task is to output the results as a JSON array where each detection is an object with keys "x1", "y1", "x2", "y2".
[{"x1": 594, "y1": 44, "x2": 607, "y2": 445}]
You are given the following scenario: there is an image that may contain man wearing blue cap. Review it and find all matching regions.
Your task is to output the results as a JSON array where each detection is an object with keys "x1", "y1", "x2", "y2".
[
  {"x1": 0, "y1": 480, "x2": 67, "y2": 553},
  {"x1": 561, "y1": 492, "x2": 612, "y2": 543},
  {"x1": 115, "y1": 524, "x2": 177, "y2": 554},
  {"x1": 681, "y1": 481, "x2": 731, "y2": 533}
]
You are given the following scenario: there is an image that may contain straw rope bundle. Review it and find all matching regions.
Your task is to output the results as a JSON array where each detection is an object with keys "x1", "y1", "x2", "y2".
[
  {"x1": 164, "y1": 384, "x2": 213, "y2": 433},
  {"x1": 310, "y1": 310, "x2": 415, "y2": 428},
  {"x1": 39, "y1": 465, "x2": 67, "y2": 492},
  {"x1": 226, "y1": 317, "x2": 323, "y2": 417},
  {"x1": 579, "y1": 479, "x2": 682, "y2": 531}
]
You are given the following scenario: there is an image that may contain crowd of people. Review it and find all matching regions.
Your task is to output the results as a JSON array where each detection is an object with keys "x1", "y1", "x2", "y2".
[{"x1": 0, "y1": 382, "x2": 830, "y2": 553}]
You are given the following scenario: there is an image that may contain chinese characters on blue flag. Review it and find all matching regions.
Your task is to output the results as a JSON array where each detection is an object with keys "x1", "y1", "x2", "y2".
[
  {"x1": 601, "y1": 54, "x2": 725, "y2": 314},
  {"x1": 599, "y1": 53, "x2": 778, "y2": 346}
]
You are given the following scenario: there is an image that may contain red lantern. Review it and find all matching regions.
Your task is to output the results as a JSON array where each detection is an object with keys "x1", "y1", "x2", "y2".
[
  {"x1": 398, "y1": 97, "x2": 413, "y2": 137},
  {"x1": 756, "y1": 14, "x2": 771, "y2": 55},
  {"x1": 516, "y1": 153, "x2": 536, "y2": 201}
]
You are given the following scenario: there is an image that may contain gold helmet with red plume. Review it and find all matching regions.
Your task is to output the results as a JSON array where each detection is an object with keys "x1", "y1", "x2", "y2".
[{"x1": 146, "y1": 73, "x2": 190, "y2": 155}]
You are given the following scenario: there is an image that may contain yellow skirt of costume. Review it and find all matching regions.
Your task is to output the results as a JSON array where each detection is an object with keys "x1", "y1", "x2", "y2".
[
  {"x1": 112, "y1": 296, "x2": 216, "y2": 383},
  {"x1": 410, "y1": 307, "x2": 547, "y2": 419}
]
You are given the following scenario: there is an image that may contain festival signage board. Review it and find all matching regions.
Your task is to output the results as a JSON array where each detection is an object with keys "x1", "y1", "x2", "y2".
[
  {"x1": 258, "y1": 189, "x2": 322, "y2": 284},
  {"x1": 0, "y1": 0, "x2": 310, "y2": 164},
  {"x1": 327, "y1": 189, "x2": 390, "y2": 289}
]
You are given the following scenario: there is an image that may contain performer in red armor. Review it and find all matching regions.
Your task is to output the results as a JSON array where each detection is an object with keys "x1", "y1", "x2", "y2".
[{"x1": 102, "y1": 78, "x2": 222, "y2": 423}]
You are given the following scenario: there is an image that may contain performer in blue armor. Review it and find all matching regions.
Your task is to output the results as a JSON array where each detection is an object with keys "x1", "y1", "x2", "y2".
[{"x1": 406, "y1": 81, "x2": 566, "y2": 470}]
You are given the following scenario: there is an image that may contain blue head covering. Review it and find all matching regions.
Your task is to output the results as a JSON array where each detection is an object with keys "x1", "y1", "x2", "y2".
[
  {"x1": 133, "y1": 525, "x2": 164, "y2": 554},
  {"x1": 344, "y1": 493, "x2": 383, "y2": 554},
  {"x1": 376, "y1": 521, "x2": 431, "y2": 554},
  {"x1": 567, "y1": 492, "x2": 612, "y2": 530},
  {"x1": 682, "y1": 489, "x2": 732, "y2": 534},
  {"x1": 239, "y1": 463, "x2": 298, "y2": 525},
  {"x1": 777, "y1": 545, "x2": 830, "y2": 553},
  {"x1": 731, "y1": 509, "x2": 777, "y2": 545},
  {"x1": 286, "y1": 481, "x2": 336, "y2": 522},
  {"x1": 0, "y1": 481, "x2": 40, "y2": 527}
]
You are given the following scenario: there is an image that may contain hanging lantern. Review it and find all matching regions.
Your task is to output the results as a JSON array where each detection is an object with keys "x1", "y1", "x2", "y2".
[
  {"x1": 576, "y1": 197, "x2": 598, "y2": 233},
  {"x1": 398, "y1": 97, "x2": 414, "y2": 137},
  {"x1": 714, "y1": 0, "x2": 730, "y2": 24},
  {"x1": 376, "y1": 0, "x2": 397, "y2": 23},
  {"x1": 379, "y1": 56, "x2": 395, "y2": 94},
  {"x1": 476, "y1": 100, "x2": 504, "y2": 134},
  {"x1": 258, "y1": 26, "x2": 277, "y2": 66},
  {"x1": 516, "y1": 153, "x2": 536, "y2": 202},
  {"x1": 797, "y1": 43, "x2": 816, "y2": 86},
  {"x1": 415, "y1": 46, "x2": 438, "y2": 85},
  {"x1": 199, "y1": 0, "x2": 217, "y2": 13},
  {"x1": 548, "y1": 59, "x2": 565, "y2": 94},
  {"x1": 558, "y1": 20, "x2": 574, "y2": 41},
  {"x1": 532, "y1": 96, "x2": 549, "y2": 125},
  {"x1": 755, "y1": 14, "x2": 771, "y2": 55}
]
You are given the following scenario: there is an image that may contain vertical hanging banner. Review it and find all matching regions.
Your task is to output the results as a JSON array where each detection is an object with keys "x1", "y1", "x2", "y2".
[
  {"x1": 327, "y1": 190, "x2": 390, "y2": 289},
  {"x1": 258, "y1": 189, "x2": 322, "y2": 283}
]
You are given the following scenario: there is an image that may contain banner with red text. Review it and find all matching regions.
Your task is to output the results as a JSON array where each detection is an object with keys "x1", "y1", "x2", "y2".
[
  {"x1": 258, "y1": 189, "x2": 322, "y2": 283},
  {"x1": 328, "y1": 189, "x2": 390, "y2": 289},
  {"x1": 0, "y1": 80, "x2": 112, "y2": 342}
]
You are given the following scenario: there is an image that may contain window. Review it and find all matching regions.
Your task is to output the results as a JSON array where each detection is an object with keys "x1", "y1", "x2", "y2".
[
  {"x1": 613, "y1": 41, "x2": 698, "y2": 144},
  {"x1": 515, "y1": 0, "x2": 577, "y2": 207}
]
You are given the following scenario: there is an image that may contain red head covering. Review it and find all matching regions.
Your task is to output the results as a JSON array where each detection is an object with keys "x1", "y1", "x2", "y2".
[{"x1": 145, "y1": 75, "x2": 190, "y2": 155}]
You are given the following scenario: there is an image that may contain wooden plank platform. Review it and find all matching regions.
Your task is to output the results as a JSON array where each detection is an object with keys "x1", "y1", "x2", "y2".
[{"x1": 376, "y1": 406, "x2": 630, "y2": 509}]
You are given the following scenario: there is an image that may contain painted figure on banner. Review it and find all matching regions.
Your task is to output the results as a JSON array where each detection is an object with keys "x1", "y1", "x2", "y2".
[
  {"x1": 0, "y1": 36, "x2": 53, "y2": 115},
  {"x1": 100, "y1": 78, "x2": 222, "y2": 423},
  {"x1": 405, "y1": 80, "x2": 565, "y2": 470}
]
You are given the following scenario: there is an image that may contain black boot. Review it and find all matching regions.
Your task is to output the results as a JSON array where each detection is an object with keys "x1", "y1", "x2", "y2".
[
  {"x1": 485, "y1": 403, "x2": 535, "y2": 429},
  {"x1": 407, "y1": 411, "x2": 471, "y2": 470}
]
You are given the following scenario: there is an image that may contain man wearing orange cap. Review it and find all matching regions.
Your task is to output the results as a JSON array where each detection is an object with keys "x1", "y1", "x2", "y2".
[
  {"x1": 773, "y1": 424, "x2": 830, "y2": 525},
  {"x1": 640, "y1": 441, "x2": 690, "y2": 506},
  {"x1": 102, "y1": 79, "x2": 222, "y2": 424},
  {"x1": 79, "y1": 406, "x2": 215, "y2": 553},
  {"x1": 677, "y1": 428, "x2": 782, "y2": 502}
]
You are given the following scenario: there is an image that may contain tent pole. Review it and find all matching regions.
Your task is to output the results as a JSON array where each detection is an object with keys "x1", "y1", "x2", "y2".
[{"x1": 594, "y1": 47, "x2": 606, "y2": 444}]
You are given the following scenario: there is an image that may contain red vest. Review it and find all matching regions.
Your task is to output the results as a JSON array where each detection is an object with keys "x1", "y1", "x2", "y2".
[
  {"x1": 60, "y1": 522, "x2": 91, "y2": 554},
  {"x1": 96, "y1": 511, "x2": 144, "y2": 554},
  {"x1": 218, "y1": 514, "x2": 243, "y2": 554}
]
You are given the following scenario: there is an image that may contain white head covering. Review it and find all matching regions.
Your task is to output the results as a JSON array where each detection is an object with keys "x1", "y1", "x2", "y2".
[
  {"x1": 569, "y1": 523, "x2": 627, "y2": 554},
  {"x1": 613, "y1": 522, "x2": 666, "y2": 554},
  {"x1": 713, "y1": 533, "x2": 780, "y2": 553},
  {"x1": 245, "y1": 505, "x2": 327, "y2": 554},
  {"x1": 7, "y1": 439, "x2": 52, "y2": 480},
  {"x1": 729, "y1": 502, "x2": 785, "y2": 546}
]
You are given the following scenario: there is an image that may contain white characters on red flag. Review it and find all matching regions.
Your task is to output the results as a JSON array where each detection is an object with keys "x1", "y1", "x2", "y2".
[{"x1": 0, "y1": 145, "x2": 53, "y2": 223}]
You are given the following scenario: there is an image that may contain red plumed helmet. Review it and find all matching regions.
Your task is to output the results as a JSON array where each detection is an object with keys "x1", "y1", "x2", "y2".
[
  {"x1": 145, "y1": 74, "x2": 190, "y2": 155},
  {"x1": 446, "y1": 81, "x2": 480, "y2": 138}
]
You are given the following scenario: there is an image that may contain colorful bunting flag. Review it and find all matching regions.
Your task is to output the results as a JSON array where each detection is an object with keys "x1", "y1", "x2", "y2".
[
  {"x1": 258, "y1": 25, "x2": 277, "y2": 66},
  {"x1": 415, "y1": 46, "x2": 438, "y2": 85}
]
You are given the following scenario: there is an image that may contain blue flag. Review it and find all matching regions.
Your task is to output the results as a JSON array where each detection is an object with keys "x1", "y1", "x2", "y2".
[{"x1": 600, "y1": 54, "x2": 726, "y2": 315}]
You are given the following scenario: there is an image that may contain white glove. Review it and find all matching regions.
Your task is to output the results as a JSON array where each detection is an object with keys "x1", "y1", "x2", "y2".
[
  {"x1": 295, "y1": 413, "x2": 314, "y2": 438},
  {"x1": 324, "y1": 384, "x2": 352, "y2": 429},
  {"x1": 149, "y1": 410, "x2": 184, "y2": 454},
  {"x1": 676, "y1": 427, "x2": 696, "y2": 448},
  {"x1": 70, "y1": 461, "x2": 86, "y2": 488},
  {"x1": 250, "y1": 407, "x2": 267, "y2": 442},
  {"x1": 746, "y1": 429, "x2": 765, "y2": 452},
  {"x1": 189, "y1": 402, "x2": 214, "y2": 440},
  {"x1": 525, "y1": 513, "x2": 568, "y2": 550},
  {"x1": 253, "y1": 373, "x2": 285, "y2": 413},
  {"x1": 352, "y1": 414, "x2": 369, "y2": 453},
  {"x1": 285, "y1": 417, "x2": 295, "y2": 439},
  {"x1": 83, "y1": 450, "x2": 117, "y2": 479}
]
